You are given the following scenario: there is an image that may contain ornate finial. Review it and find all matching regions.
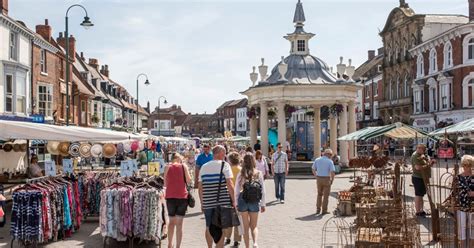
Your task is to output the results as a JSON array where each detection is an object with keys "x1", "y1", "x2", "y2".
[
  {"x1": 281, "y1": 56, "x2": 285, "y2": 63},
  {"x1": 261, "y1": 58, "x2": 265, "y2": 65},
  {"x1": 293, "y1": 0, "x2": 306, "y2": 24},
  {"x1": 399, "y1": 0, "x2": 408, "y2": 7},
  {"x1": 339, "y1": 56, "x2": 343, "y2": 64},
  {"x1": 278, "y1": 56, "x2": 288, "y2": 82},
  {"x1": 250, "y1": 66, "x2": 258, "y2": 86},
  {"x1": 258, "y1": 58, "x2": 268, "y2": 82},
  {"x1": 252, "y1": 66, "x2": 256, "y2": 73},
  {"x1": 348, "y1": 59, "x2": 352, "y2": 66}
]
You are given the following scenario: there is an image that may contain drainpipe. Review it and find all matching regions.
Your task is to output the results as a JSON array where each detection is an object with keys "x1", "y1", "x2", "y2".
[{"x1": 30, "y1": 39, "x2": 34, "y2": 116}]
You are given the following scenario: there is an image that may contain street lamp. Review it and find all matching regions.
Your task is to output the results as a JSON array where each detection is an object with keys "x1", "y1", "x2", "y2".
[
  {"x1": 136, "y1": 73, "x2": 150, "y2": 132},
  {"x1": 157, "y1": 96, "x2": 168, "y2": 135},
  {"x1": 65, "y1": 4, "x2": 93, "y2": 126}
]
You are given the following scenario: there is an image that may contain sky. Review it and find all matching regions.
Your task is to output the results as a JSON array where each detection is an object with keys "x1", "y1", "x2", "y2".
[{"x1": 10, "y1": 0, "x2": 469, "y2": 114}]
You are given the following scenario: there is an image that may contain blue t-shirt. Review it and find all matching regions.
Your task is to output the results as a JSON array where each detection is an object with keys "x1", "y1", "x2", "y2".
[
  {"x1": 196, "y1": 153, "x2": 213, "y2": 169},
  {"x1": 312, "y1": 156, "x2": 335, "y2": 177}
]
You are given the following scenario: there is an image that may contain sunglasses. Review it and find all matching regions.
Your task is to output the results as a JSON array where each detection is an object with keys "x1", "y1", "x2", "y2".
[{"x1": 278, "y1": 146, "x2": 282, "y2": 149}]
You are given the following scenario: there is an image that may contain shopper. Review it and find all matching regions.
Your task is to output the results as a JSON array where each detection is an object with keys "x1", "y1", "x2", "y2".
[
  {"x1": 224, "y1": 152, "x2": 242, "y2": 247},
  {"x1": 456, "y1": 155, "x2": 474, "y2": 248},
  {"x1": 235, "y1": 153, "x2": 266, "y2": 248},
  {"x1": 411, "y1": 144, "x2": 435, "y2": 217},
  {"x1": 271, "y1": 143, "x2": 288, "y2": 203},
  {"x1": 198, "y1": 145, "x2": 236, "y2": 248},
  {"x1": 255, "y1": 150, "x2": 269, "y2": 179},
  {"x1": 195, "y1": 144, "x2": 213, "y2": 188},
  {"x1": 164, "y1": 153, "x2": 192, "y2": 248},
  {"x1": 312, "y1": 149, "x2": 336, "y2": 215},
  {"x1": 28, "y1": 154, "x2": 43, "y2": 178}
]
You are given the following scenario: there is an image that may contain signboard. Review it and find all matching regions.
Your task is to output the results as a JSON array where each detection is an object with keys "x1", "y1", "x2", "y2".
[
  {"x1": 45, "y1": 160, "x2": 56, "y2": 176},
  {"x1": 62, "y1": 159, "x2": 73, "y2": 174},
  {"x1": 31, "y1": 114, "x2": 45, "y2": 123},
  {"x1": 438, "y1": 148, "x2": 454, "y2": 159},
  {"x1": 106, "y1": 110, "x2": 114, "y2": 122},
  {"x1": 120, "y1": 160, "x2": 133, "y2": 177},
  {"x1": 148, "y1": 162, "x2": 160, "y2": 176}
]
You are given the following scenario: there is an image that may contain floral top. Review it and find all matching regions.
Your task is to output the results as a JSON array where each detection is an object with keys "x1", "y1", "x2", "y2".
[{"x1": 457, "y1": 174, "x2": 473, "y2": 211}]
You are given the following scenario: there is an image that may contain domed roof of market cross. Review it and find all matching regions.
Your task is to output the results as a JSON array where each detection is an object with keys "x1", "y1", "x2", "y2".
[{"x1": 256, "y1": 0, "x2": 344, "y2": 86}]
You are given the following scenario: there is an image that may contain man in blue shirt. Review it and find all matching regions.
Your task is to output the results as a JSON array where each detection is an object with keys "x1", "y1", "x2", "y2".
[
  {"x1": 312, "y1": 149, "x2": 336, "y2": 215},
  {"x1": 194, "y1": 144, "x2": 213, "y2": 188}
]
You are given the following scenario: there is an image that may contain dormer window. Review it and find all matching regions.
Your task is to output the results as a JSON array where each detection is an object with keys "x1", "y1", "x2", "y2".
[{"x1": 297, "y1": 40, "x2": 305, "y2": 52}]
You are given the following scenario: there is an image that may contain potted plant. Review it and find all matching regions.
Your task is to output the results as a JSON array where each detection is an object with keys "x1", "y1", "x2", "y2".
[
  {"x1": 91, "y1": 113, "x2": 99, "y2": 124},
  {"x1": 268, "y1": 109, "x2": 276, "y2": 119},
  {"x1": 247, "y1": 106, "x2": 259, "y2": 119},
  {"x1": 115, "y1": 117, "x2": 123, "y2": 125},
  {"x1": 330, "y1": 104, "x2": 344, "y2": 117}
]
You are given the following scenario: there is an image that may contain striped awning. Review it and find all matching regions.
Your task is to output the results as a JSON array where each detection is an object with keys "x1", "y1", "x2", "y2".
[
  {"x1": 430, "y1": 118, "x2": 474, "y2": 136},
  {"x1": 339, "y1": 122, "x2": 435, "y2": 141},
  {"x1": 384, "y1": 125, "x2": 430, "y2": 139},
  {"x1": 338, "y1": 126, "x2": 390, "y2": 141}
]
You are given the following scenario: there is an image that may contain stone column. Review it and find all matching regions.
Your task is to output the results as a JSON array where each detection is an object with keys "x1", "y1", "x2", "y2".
[
  {"x1": 277, "y1": 101, "x2": 286, "y2": 147},
  {"x1": 250, "y1": 117, "x2": 257, "y2": 148},
  {"x1": 260, "y1": 102, "x2": 269, "y2": 156},
  {"x1": 348, "y1": 101, "x2": 357, "y2": 158},
  {"x1": 329, "y1": 115, "x2": 337, "y2": 155},
  {"x1": 313, "y1": 105, "x2": 321, "y2": 159},
  {"x1": 339, "y1": 102, "x2": 349, "y2": 166}
]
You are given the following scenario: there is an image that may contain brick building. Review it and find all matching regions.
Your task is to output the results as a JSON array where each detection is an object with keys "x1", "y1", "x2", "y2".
[
  {"x1": 149, "y1": 104, "x2": 187, "y2": 136},
  {"x1": 354, "y1": 49, "x2": 384, "y2": 128},
  {"x1": 182, "y1": 114, "x2": 218, "y2": 137},
  {"x1": 379, "y1": 0, "x2": 467, "y2": 125},
  {"x1": 410, "y1": 0, "x2": 474, "y2": 132},
  {"x1": 216, "y1": 98, "x2": 247, "y2": 135}
]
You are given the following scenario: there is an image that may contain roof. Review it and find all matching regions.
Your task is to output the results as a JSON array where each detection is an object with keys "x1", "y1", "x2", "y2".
[
  {"x1": 430, "y1": 118, "x2": 474, "y2": 135},
  {"x1": 174, "y1": 115, "x2": 188, "y2": 127},
  {"x1": 72, "y1": 71, "x2": 94, "y2": 96},
  {"x1": 293, "y1": 0, "x2": 306, "y2": 24},
  {"x1": 183, "y1": 114, "x2": 214, "y2": 126},
  {"x1": 353, "y1": 54, "x2": 383, "y2": 80}
]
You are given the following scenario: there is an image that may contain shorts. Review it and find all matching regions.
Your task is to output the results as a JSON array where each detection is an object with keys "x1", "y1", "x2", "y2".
[
  {"x1": 237, "y1": 196, "x2": 260, "y2": 213},
  {"x1": 166, "y1": 198, "x2": 188, "y2": 217},
  {"x1": 412, "y1": 176, "x2": 426, "y2": 197},
  {"x1": 204, "y1": 208, "x2": 215, "y2": 227}
]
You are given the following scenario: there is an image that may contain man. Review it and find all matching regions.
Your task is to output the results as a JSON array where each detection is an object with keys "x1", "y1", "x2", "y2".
[
  {"x1": 312, "y1": 149, "x2": 336, "y2": 215},
  {"x1": 272, "y1": 143, "x2": 289, "y2": 203},
  {"x1": 253, "y1": 140, "x2": 261, "y2": 152},
  {"x1": 195, "y1": 144, "x2": 213, "y2": 188},
  {"x1": 198, "y1": 145, "x2": 236, "y2": 248},
  {"x1": 411, "y1": 144, "x2": 435, "y2": 217}
]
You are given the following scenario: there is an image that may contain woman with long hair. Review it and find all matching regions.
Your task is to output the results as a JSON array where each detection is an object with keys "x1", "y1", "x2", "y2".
[
  {"x1": 255, "y1": 150, "x2": 269, "y2": 179},
  {"x1": 234, "y1": 153, "x2": 266, "y2": 248},
  {"x1": 164, "y1": 153, "x2": 191, "y2": 248}
]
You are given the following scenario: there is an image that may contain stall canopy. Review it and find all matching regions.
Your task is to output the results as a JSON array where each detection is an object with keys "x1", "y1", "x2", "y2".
[
  {"x1": 338, "y1": 122, "x2": 434, "y2": 141},
  {"x1": 430, "y1": 118, "x2": 474, "y2": 136},
  {"x1": 0, "y1": 120, "x2": 141, "y2": 142}
]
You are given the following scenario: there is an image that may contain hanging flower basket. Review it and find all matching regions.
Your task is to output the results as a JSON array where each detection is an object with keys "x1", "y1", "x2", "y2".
[
  {"x1": 320, "y1": 106, "x2": 330, "y2": 120},
  {"x1": 91, "y1": 113, "x2": 100, "y2": 124},
  {"x1": 268, "y1": 109, "x2": 276, "y2": 118},
  {"x1": 285, "y1": 104, "x2": 296, "y2": 117},
  {"x1": 306, "y1": 110, "x2": 314, "y2": 117},
  {"x1": 115, "y1": 118, "x2": 123, "y2": 125},
  {"x1": 330, "y1": 104, "x2": 343, "y2": 117},
  {"x1": 247, "y1": 106, "x2": 260, "y2": 119}
]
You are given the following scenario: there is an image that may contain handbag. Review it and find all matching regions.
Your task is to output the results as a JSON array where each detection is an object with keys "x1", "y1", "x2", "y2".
[
  {"x1": 182, "y1": 164, "x2": 195, "y2": 208},
  {"x1": 211, "y1": 161, "x2": 240, "y2": 229}
]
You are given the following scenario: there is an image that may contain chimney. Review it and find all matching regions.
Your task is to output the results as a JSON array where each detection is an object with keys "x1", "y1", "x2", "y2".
[
  {"x1": 1, "y1": 0, "x2": 8, "y2": 15},
  {"x1": 100, "y1": 64, "x2": 109, "y2": 77},
  {"x1": 36, "y1": 19, "x2": 51, "y2": 41},
  {"x1": 368, "y1": 50, "x2": 375, "y2": 60},
  {"x1": 470, "y1": 0, "x2": 474, "y2": 22},
  {"x1": 80, "y1": 52, "x2": 84, "y2": 60},
  {"x1": 56, "y1": 33, "x2": 76, "y2": 62},
  {"x1": 88, "y1": 58, "x2": 99, "y2": 69},
  {"x1": 147, "y1": 101, "x2": 150, "y2": 113}
]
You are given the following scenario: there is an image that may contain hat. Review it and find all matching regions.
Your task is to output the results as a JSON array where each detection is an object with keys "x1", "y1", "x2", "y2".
[
  {"x1": 103, "y1": 143, "x2": 117, "y2": 158},
  {"x1": 91, "y1": 144, "x2": 103, "y2": 158},
  {"x1": 116, "y1": 143, "x2": 124, "y2": 155},
  {"x1": 58, "y1": 142, "x2": 70, "y2": 157},
  {"x1": 131, "y1": 141, "x2": 139, "y2": 152},
  {"x1": 13, "y1": 143, "x2": 22, "y2": 152},
  {"x1": 2, "y1": 142, "x2": 13, "y2": 152},
  {"x1": 123, "y1": 141, "x2": 132, "y2": 153},
  {"x1": 47, "y1": 141, "x2": 60, "y2": 155},
  {"x1": 20, "y1": 143, "x2": 27, "y2": 152},
  {"x1": 79, "y1": 143, "x2": 92, "y2": 158},
  {"x1": 69, "y1": 142, "x2": 81, "y2": 157}
]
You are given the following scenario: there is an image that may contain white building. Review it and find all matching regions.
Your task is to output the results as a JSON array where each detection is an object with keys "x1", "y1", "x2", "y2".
[{"x1": 236, "y1": 107, "x2": 247, "y2": 136}]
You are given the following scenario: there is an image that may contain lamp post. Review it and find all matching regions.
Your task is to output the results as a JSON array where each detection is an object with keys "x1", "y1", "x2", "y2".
[
  {"x1": 136, "y1": 73, "x2": 150, "y2": 132},
  {"x1": 65, "y1": 4, "x2": 93, "y2": 126},
  {"x1": 157, "y1": 96, "x2": 168, "y2": 135}
]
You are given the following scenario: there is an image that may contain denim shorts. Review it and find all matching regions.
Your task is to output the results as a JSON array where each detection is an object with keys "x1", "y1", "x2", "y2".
[
  {"x1": 204, "y1": 208, "x2": 215, "y2": 227},
  {"x1": 237, "y1": 196, "x2": 260, "y2": 212}
]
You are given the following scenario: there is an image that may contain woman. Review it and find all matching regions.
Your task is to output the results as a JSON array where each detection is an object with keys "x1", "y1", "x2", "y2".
[
  {"x1": 28, "y1": 154, "x2": 43, "y2": 178},
  {"x1": 164, "y1": 153, "x2": 192, "y2": 248},
  {"x1": 457, "y1": 155, "x2": 474, "y2": 248},
  {"x1": 234, "y1": 153, "x2": 266, "y2": 248},
  {"x1": 255, "y1": 150, "x2": 269, "y2": 179},
  {"x1": 224, "y1": 152, "x2": 242, "y2": 247}
]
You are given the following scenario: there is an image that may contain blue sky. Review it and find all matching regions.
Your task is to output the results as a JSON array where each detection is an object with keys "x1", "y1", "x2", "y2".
[{"x1": 11, "y1": 0, "x2": 468, "y2": 114}]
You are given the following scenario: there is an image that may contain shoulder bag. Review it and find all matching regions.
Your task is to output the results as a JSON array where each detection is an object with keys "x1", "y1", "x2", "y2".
[
  {"x1": 182, "y1": 164, "x2": 195, "y2": 208},
  {"x1": 211, "y1": 161, "x2": 240, "y2": 228}
]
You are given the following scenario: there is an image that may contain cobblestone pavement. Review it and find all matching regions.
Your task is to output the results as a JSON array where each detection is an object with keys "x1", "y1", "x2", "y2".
[{"x1": 0, "y1": 170, "x2": 435, "y2": 248}]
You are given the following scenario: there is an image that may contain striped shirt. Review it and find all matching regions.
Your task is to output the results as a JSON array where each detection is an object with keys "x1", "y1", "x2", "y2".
[
  {"x1": 199, "y1": 160, "x2": 233, "y2": 209},
  {"x1": 272, "y1": 151, "x2": 288, "y2": 173}
]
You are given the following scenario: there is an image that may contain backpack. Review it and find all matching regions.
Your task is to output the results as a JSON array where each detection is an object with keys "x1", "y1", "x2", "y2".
[{"x1": 242, "y1": 177, "x2": 263, "y2": 203}]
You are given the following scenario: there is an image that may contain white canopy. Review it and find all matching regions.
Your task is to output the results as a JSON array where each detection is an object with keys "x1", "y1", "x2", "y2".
[{"x1": 0, "y1": 120, "x2": 141, "y2": 142}]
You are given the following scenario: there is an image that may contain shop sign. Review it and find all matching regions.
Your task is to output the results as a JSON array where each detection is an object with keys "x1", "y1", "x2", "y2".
[
  {"x1": 120, "y1": 160, "x2": 134, "y2": 177},
  {"x1": 62, "y1": 159, "x2": 73, "y2": 174},
  {"x1": 438, "y1": 148, "x2": 454, "y2": 159},
  {"x1": 415, "y1": 119, "x2": 432, "y2": 126},
  {"x1": 31, "y1": 114, "x2": 45, "y2": 123},
  {"x1": 45, "y1": 160, "x2": 56, "y2": 176},
  {"x1": 148, "y1": 162, "x2": 160, "y2": 176},
  {"x1": 106, "y1": 110, "x2": 114, "y2": 121}
]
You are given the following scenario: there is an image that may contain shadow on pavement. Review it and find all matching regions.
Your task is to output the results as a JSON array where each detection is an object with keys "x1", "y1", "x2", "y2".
[
  {"x1": 266, "y1": 200, "x2": 281, "y2": 207},
  {"x1": 295, "y1": 213, "x2": 324, "y2": 221}
]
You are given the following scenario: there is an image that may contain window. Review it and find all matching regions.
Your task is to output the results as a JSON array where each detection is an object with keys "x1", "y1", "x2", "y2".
[
  {"x1": 5, "y1": 75, "x2": 13, "y2": 112},
  {"x1": 297, "y1": 40, "x2": 305, "y2": 52},
  {"x1": 444, "y1": 42, "x2": 453, "y2": 69},
  {"x1": 9, "y1": 32, "x2": 18, "y2": 61},
  {"x1": 365, "y1": 85, "x2": 370, "y2": 98},
  {"x1": 16, "y1": 73, "x2": 27, "y2": 114},
  {"x1": 40, "y1": 49, "x2": 47, "y2": 73},
  {"x1": 440, "y1": 83, "x2": 450, "y2": 110},
  {"x1": 414, "y1": 89, "x2": 424, "y2": 113},
  {"x1": 396, "y1": 78, "x2": 400, "y2": 99},
  {"x1": 462, "y1": 75, "x2": 474, "y2": 107},
  {"x1": 373, "y1": 81, "x2": 378, "y2": 97},
  {"x1": 81, "y1": 101, "x2": 86, "y2": 124},
  {"x1": 429, "y1": 49, "x2": 437, "y2": 73},
  {"x1": 463, "y1": 35, "x2": 474, "y2": 63},
  {"x1": 38, "y1": 84, "x2": 53, "y2": 117},
  {"x1": 427, "y1": 78, "x2": 437, "y2": 112},
  {"x1": 373, "y1": 101, "x2": 379, "y2": 119},
  {"x1": 404, "y1": 75, "x2": 410, "y2": 97},
  {"x1": 417, "y1": 55, "x2": 424, "y2": 78}
]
